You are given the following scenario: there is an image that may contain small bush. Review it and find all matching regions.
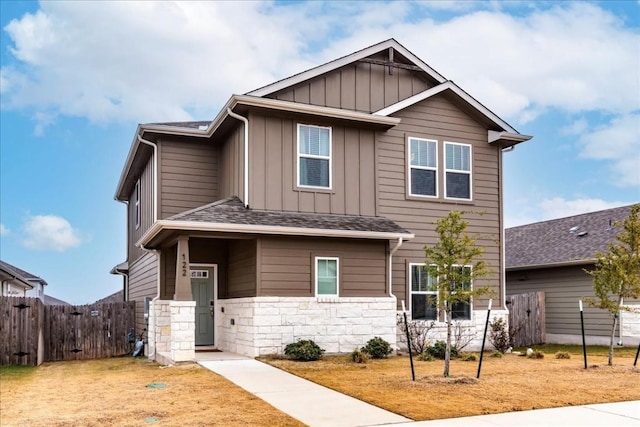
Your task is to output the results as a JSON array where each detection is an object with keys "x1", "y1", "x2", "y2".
[
  {"x1": 362, "y1": 337, "x2": 393, "y2": 359},
  {"x1": 284, "y1": 340, "x2": 324, "y2": 361},
  {"x1": 426, "y1": 340, "x2": 458, "y2": 360},
  {"x1": 527, "y1": 350, "x2": 544, "y2": 359},
  {"x1": 349, "y1": 348, "x2": 368, "y2": 364},
  {"x1": 489, "y1": 351, "x2": 503, "y2": 358},
  {"x1": 555, "y1": 352, "x2": 571, "y2": 359},
  {"x1": 417, "y1": 351, "x2": 435, "y2": 361},
  {"x1": 488, "y1": 317, "x2": 511, "y2": 353},
  {"x1": 459, "y1": 352, "x2": 477, "y2": 362}
]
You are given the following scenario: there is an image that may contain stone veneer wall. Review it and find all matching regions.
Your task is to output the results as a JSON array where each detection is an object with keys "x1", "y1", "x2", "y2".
[
  {"x1": 148, "y1": 300, "x2": 171, "y2": 359},
  {"x1": 148, "y1": 300, "x2": 196, "y2": 363},
  {"x1": 396, "y1": 309, "x2": 509, "y2": 352},
  {"x1": 216, "y1": 296, "x2": 398, "y2": 357}
]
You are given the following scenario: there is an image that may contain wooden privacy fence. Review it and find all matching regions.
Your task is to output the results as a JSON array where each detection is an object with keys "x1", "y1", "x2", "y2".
[
  {"x1": 508, "y1": 291, "x2": 545, "y2": 347},
  {"x1": 0, "y1": 297, "x2": 136, "y2": 366}
]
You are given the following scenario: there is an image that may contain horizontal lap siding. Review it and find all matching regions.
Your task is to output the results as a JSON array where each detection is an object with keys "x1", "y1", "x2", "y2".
[
  {"x1": 249, "y1": 113, "x2": 376, "y2": 216},
  {"x1": 258, "y1": 237, "x2": 387, "y2": 297},
  {"x1": 227, "y1": 240, "x2": 257, "y2": 298},
  {"x1": 506, "y1": 266, "x2": 612, "y2": 336},
  {"x1": 128, "y1": 158, "x2": 154, "y2": 264},
  {"x1": 159, "y1": 139, "x2": 218, "y2": 218},
  {"x1": 128, "y1": 252, "x2": 157, "y2": 333},
  {"x1": 378, "y1": 94, "x2": 502, "y2": 308},
  {"x1": 270, "y1": 56, "x2": 432, "y2": 113}
]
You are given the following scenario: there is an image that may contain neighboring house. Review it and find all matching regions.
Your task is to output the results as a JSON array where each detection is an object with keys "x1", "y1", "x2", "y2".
[
  {"x1": 112, "y1": 39, "x2": 532, "y2": 363},
  {"x1": 506, "y1": 205, "x2": 640, "y2": 346},
  {"x1": 0, "y1": 260, "x2": 47, "y2": 300},
  {"x1": 93, "y1": 290, "x2": 125, "y2": 305},
  {"x1": 44, "y1": 295, "x2": 71, "y2": 306}
]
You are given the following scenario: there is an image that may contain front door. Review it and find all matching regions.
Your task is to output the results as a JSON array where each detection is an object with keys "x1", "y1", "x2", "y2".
[{"x1": 191, "y1": 266, "x2": 215, "y2": 346}]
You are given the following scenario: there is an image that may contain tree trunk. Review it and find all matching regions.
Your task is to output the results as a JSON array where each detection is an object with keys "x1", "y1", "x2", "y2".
[
  {"x1": 608, "y1": 314, "x2": 617, "y2": 366},
  {"x1": 444, "y1": 307, "x2": 452, "y2": 377}
]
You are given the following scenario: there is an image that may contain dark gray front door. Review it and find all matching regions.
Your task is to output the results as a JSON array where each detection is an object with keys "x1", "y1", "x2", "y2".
[{"x1": 191, "y1": 267, "x2": 215, "y2": 346}]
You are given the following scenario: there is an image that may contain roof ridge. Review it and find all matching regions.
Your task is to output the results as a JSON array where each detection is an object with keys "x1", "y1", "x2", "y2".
[{"x1": 507, "y1": 203, "x2": 637, "y2": 230}]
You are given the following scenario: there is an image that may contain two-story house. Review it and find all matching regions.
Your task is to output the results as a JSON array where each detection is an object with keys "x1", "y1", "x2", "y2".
[
  {"x1": 0, "y1": 260, "x2": 47, "y2": 300},
  {"x1": 112, "y1": 39, "x2": 531, "y2": 364}
]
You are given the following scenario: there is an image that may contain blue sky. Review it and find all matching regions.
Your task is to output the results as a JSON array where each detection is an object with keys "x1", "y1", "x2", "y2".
[{"x1": 1, "y1": 1, "x2": 638, "y2": 304}]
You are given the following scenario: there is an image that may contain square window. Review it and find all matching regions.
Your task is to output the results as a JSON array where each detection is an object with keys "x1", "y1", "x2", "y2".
[
  {"x1": 408, "y1": 138, "x2": 437, "y2": 197},
  {"x1": 316, "y1": 257, "x2": 338, "y2": 296},
  {"x1": 445, "y1": 142, "x2": 472, "y2": 200},
  {"x1": 298, "y1": 124, "x2": 331, "y2": 189},
  {"x1": 410, "y1": 264, "x2": 472, "y2": 321}
]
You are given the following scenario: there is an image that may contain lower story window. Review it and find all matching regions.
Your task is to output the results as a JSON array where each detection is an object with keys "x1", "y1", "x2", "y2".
[
  {"x1": 410, "y1": 263, "x2": 437, "y2": 320},
  {"x1": 316, "y1": 257, "x2": 338, "y2": 296}
]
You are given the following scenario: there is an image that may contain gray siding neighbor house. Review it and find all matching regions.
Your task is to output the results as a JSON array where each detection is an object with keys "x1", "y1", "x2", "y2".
[
  {"x1": 112, "y1": 39, "x2": 532, "y2": 363},
  {"x1": 506, "y1": 204, "x2": 640, "y2": 347},
  {"x1": 0, "y1": 260, "x2": 47, "y2": 300}
]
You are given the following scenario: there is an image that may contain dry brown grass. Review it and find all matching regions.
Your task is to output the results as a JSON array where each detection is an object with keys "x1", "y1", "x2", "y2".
[
  {"x1": 264, "y1": 348, "x2": 640, "y2": 421},
  {"x1": 0, "y1": 357, "x2": 303, "y2": 427}
]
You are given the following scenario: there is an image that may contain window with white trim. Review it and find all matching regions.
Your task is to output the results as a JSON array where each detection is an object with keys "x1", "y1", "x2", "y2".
[
  {"x1": 410, "y1": 264, "x2": 437, "y2": 321},
  {"x1": 445, "y1": 142, "x2": 472, "y2": 200},
  {"x1": 408, "y1": 137, "x2": 437, "y2": 197},
  {"x1": 298, "y1": 124, "x2": 331, "y2": 189},
  {"x1": 134, "y1": 179, "x2": 141, "y2": 229},
  {"x1": 410, "y1": 264, "x2": 472, "y2": 321},
  {"x1": 315, "y1": 257, "x2": 338, "y2": 296}
]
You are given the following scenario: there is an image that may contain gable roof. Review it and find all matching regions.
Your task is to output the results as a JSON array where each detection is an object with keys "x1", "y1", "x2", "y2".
[
  {"x1": 44, "y1": 295, "x2": 71, "y2": 306},
  {"x1": 138, "y1": 197, "x2": 413, "y2": 248},
  {"x1": 505, "y1": 204, "x2": 636, "y2": 270},
  {"x1": 0, "y1": 260, "x2": 47, "y2": 287}
]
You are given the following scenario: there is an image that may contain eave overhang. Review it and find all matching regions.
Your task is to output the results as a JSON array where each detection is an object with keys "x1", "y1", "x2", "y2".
[
  {"x1": 138, "y1": 220, "x2": 415, "y2": 250},
  {"x1": 506, "y1": 259, "x2": 595, "y2": 272}
]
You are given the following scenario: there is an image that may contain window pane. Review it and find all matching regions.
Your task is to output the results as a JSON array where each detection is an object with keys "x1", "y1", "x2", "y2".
[
  {"x1": 446, "y1": 172, "x2": 470, "y2": 199},
  {"x1": 410, "y1": 139, "x2": 436, "y2": 167},
  {"x1": 446, "y1": 144, "x2": 470, "y2": 171},
  {"x1": 317, "y1": 259, "x2": 337, "y2": 295},
  {"x1": 300, "y1": 158, "x2": 329, "y2": 187},
  {"x1": 411, "y1": 294, "x2": 437, "y2": 320},
  {"x1": 451, "y1": 300, "x2": 470, "y2": 320},
  {"x1": 411, "y1": 169, "x2": 436, "y2": 196},
  {"x1": 300, "y1": 126, "x2": 329, "y2": 156},
  {"x1": 318, "y1": 278, "x2": 336, "y2": 295}
]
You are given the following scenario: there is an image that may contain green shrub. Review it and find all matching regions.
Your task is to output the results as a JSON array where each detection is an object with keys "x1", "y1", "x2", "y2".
[
  {"x1": 488, "y1": 317, "x2": 511, "y2": 353},
  {"x1": 362, "y1": 337, "x2": 393, "y2": 359},
  {"x1": 459, "y1": 352, "x2": 477, "y2": 361},
  {"x1": 417, "y1": 351, "x2": 435, "y2": 361},
  {"x1": 349, "y1": 348, "x2": 368, "y2": 363},
  {"x1": 555, "y1": 352, "x2": 571, "y2": 359},
  {"x1": 489, "y1": 351, "x2": 503, "y2": 358},
  {"x1": 426, "y1": 340, "x2": 458, "y2": 360},
  {"x1": 284, "y1": 340, "x2": 324, "y2": 361}
]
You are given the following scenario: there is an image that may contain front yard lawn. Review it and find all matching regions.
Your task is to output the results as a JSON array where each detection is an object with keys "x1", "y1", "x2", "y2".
[{"x1": 264, "y1": 345, "x2": 640, "y2": 421}]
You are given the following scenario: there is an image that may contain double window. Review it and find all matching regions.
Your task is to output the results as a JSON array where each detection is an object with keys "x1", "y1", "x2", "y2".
[
  {"x1": 298, "y1": 124, "x2": 332, "y2": 189},
  {"x1": 410, "y1": 264, "x2": 472, "y2": 321},
  {"x1": 407, "y1": 138, "x2": 472, "y2": 201},
  {"x1": 315, "y1": 257, "x2": 339, "y2": 297}
]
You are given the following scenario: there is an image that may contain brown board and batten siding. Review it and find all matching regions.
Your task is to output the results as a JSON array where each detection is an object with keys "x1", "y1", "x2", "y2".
[
  {"x1": 506, "y1": 265, "x2": 612, "y2": 337},
  {"x1": 257, "y1": 237, "x2": 387, "y2": 297},
  {"x1": 268, "y1": 55, "x2": 433, "y2": 113},
  {"x1": 377, "y1": 93, "x2": 502, "y2": 308},
  {"x1": 247, "y1": 112, "x2": 376, "y2": 216},
  {"x1": 128, "y1": 157, "x2": 154, "y2": 264},
  {"x1": 218, "y1": 126, "x2": 245, "y2": 201},
  {"x1": 128, "y1": 251, "x2": 157, "y2": 333},
  {"x1": 227, "y1": 239, "x2": 257, "y2": 298},
  {"x1": 158, "y1": 139, "x2": 219, "y2": 219}
]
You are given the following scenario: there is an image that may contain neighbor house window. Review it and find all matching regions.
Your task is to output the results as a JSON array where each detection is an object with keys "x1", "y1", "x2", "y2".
[
  {"x1": 298, "y1": 124, "x2": 331, "y2": 189},
  {"x1": 445, "y1": 142, "x2": 472, "y2": 200},
  {"x1": 410, "y1": 264, "x2": 472, "y2": 321},
  {"x1": 410, "y1": 263, "x2": 437, "y2": 321},
  {"x1": 134, "y1": 179, "x2": 141, "y2": 229},
  {"x1": 316, "y1": 257, "x2": 338, "y2": 296},
  {"x1": 408, "y1": 137, "x2": 437, "y2": 197}
]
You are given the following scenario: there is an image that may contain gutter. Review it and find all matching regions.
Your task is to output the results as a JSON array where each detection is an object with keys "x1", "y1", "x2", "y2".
[
  {"x1": 226, "y1": 108, "x2": 250, "y2": 208},
  {"x1": 388, "y1": 238, "x2": 404, "y2": 297},
  {"x1": 506, "y1": 259, "x2": 595, "y2": 272}
]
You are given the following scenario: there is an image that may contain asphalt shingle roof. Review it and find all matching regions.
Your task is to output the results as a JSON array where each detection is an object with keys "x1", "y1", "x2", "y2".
[
  {"x1": 505, "y1": 204, "x2": 636, "y2": 269},
  {"x1": 168, "y1": 197, "x2": 412, "y2": 235},
  {"x1": 0, "y1": 260, "x2": 47, "y2": 285},
  {"x1": 147, "y1": 121, "x2": 211, "y2": 129}
]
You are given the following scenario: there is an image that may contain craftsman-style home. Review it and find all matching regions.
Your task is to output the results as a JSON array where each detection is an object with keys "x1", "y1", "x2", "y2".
[{"x1": 112, "y1": 39, "x2": 531, "y2": 363}]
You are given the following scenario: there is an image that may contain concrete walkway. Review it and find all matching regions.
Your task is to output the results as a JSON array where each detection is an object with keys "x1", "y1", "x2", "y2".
[{"x1": 197, "y1": 352, "x2": 640, "y2": 427}]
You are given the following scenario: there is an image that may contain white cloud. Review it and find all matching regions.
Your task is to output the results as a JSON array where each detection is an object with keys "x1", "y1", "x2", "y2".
[
  {"x1": 506, "y1": 197, "x2": 633, "y2": 227},
  {"x1": 0, "y1": 224, "x2": 9, "y2": 236},
  {"x1": 21, "y1": 215, "x2": 82, "y2": 252},
  {"x1": 1, "y1": 2, "x2": 637, "y2": 129},
  {"x1": 578, "y1": 113, "x2": 640, "y2": 186}
]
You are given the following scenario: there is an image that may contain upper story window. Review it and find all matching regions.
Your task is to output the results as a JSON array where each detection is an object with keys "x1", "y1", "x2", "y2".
[
  {"x1": 315, "y1": 257, "x2": 339, "y2": 297},
  {"x1": 408, "y1": 138, "x2": 437, "y2": 197},
  {"x1": 298, "y1": 124, "x2": 331, "y2": 189},
  {"x1": 445, "y1": 142, "x2": 472, "y2": 200},
  {"x1": 134, "y1": 179, "x2": 141, "y2": 229},
  {"x1": 410, "y1": 264, "x2": 472, "y2": 321}
]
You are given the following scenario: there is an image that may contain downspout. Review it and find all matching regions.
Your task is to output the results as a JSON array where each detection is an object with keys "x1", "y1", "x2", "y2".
[
  {"x1": 139, "y1": 244, "x2": 161, "y2": 360},
  {"x1": 226, "y1": 108, "x2": 249, "y2": 208},
  {"x1": 137, "y1": 135, "x2": 158, "y2": 222},
  {"x1": 500, "y1": 146, "x2": 509, "y2": 311},
  {"x1": 388, "y1": 238, "x2": 404, "y2": 297}
]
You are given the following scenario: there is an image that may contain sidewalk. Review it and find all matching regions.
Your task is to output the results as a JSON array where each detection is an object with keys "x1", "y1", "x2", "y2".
[{"x1": 197, "y1": 352, "x2": 640, "y2": 427}]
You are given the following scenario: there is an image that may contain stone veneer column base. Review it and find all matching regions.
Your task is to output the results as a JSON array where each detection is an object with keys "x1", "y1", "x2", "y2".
[
  {"x1": 216, "y1": 296, "x2": 398, "y2": 357},
  {"x1": 148, "y1": 300, "x2": 195, "y2": 364}
]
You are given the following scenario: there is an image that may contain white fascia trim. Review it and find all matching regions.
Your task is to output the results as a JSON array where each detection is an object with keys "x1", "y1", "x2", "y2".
[
  {"x1": 247, "y1": 39, "x2": 446, "y2": 97},
  {"x1": 137, "y1": 220, "x2": 414, "y2": 248},
  {"x1": 488, "y1": 130, "x2": 533, "y2": 144},
  {"x1": 506, "y1": 259, "x2": 594, "y2": 272},
  {"x1": 375, "y1": 83, "x2": 451, "y2": 116}
]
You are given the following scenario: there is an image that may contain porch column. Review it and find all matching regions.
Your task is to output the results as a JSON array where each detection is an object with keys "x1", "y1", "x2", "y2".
[{"x1": 174, "y1": 236, "x2": 193, "y2": 301}]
